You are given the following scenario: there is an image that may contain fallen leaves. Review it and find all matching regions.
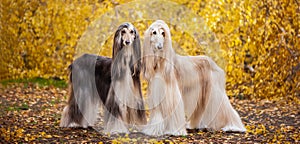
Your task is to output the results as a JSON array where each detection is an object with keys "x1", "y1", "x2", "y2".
[
  {"x1": 246, "y1": 124, "x2": 266, "y2": 135},
  {"x1": 0, "y1": 82, "x2": 299, "y2": 143}
]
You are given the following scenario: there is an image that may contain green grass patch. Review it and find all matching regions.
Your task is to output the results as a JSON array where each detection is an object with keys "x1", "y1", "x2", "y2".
[
  {"x1": 5, "y1": 103, "x2": 29, "y2": 111},
  {"x1": 0, "y1": 77, "x2": 68, "y2": 88}
]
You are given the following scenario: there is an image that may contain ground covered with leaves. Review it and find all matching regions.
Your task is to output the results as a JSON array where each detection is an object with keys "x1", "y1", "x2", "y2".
[{"x1": 0, "y1": 81, "x2": 299, "y2": 143}]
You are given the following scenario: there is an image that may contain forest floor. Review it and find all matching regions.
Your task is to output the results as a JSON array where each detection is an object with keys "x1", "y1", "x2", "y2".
[{"x1": 0, "y1": 80, "x2": 299, "y2": 143}]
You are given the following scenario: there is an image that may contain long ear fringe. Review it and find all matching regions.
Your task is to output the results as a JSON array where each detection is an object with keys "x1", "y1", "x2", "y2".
[
  {"x1": 161, "y1": 21, "x2": 176, "y2": 79},
  {"x1": 132, "y1": 27, "x2": 142, "y2": 76},
  {"x1": 142, "y1": 28, "x2": 156, "y2": 81},
  {"x1": 111, "y1": 50, "x2": 125, "y2": 81},
  {"x1": 112, "y1": 25, "x2": 123, "y2": 59}
]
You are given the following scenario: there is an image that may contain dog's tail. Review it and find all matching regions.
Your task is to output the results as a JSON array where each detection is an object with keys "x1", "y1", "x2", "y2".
[
  {"x1": 60, "y1": 63, "x2": 85, "y2": 127},
  {"x1": 60, "y1": 54, "x2": 100, "y2": 128},
  {"x1": 60, "y1": 70, "x2": 84, "y2": 127}
]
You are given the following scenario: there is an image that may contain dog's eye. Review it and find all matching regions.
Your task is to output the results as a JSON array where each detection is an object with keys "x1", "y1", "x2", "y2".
[
  {"x1": 152, "y1": 31, "x2": 156, "y2": 35},
  {"x1": 130, "y1": 30, "x2": 134, "y2": 34},
  {"x1": 162, "y1": 31, "x2": 165, "y2": 37},
  {"x1": 121, "y1": 30, "x2": 126, "y2": 34}
]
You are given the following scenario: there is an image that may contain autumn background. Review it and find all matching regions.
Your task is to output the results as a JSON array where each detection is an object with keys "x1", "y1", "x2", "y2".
[{"x1": 0, "y1": 0, "x2": 299, "y2": 143}]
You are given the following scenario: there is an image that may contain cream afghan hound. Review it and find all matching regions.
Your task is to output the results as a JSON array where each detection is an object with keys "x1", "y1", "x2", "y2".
[
  {"x1": 60, "y1": 23, "x2": 146, "y2": 133},
  {"x1": 142, "y1": 21, "x2": 187, "y2": 136},
  {"x1": 144, "y1": 20, "x2": 246, "y2": 133}
]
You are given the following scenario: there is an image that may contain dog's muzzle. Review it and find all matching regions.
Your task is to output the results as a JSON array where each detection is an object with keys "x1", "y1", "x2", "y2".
[
  {"x1": 156, "y1": 43, "x2": 163, "y2": 50},
  {"x1": 124, "y1": 40, "x2": 131, "y2": 45}
]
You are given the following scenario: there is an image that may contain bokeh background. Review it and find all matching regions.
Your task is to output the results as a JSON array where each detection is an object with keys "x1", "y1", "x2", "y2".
[{"x1": 0, "y1": 0, "x2": 299, "y2": 100}]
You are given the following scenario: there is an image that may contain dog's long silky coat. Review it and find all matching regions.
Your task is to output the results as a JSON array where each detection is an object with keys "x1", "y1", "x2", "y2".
[
  {"x1": 104, "y1": 23, "x2": 146, "y2": 133},
  {"x1": 59, "y1": 54, "x2": 111, "y2": 128},
  {"x1": 60, "y1": 23, "x2": 146, "y2": 133},
  {"x1": 142, "y1": 21, "x2": 187, "y2": 136},
  {"x1": 143, "y1": 20, "x2": 246, "y2": 134}
]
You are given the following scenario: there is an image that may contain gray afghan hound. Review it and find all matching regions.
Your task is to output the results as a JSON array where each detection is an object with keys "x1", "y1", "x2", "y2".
[
  {"x1": 104, "y1": 22, "x2": 146, "y2": 133},
  {"x1": 60, "y1": 23, "x2": 146, "y2": 133},
  {"x1": 143, "y1": 20, "x2": 246, "y2": 133}
]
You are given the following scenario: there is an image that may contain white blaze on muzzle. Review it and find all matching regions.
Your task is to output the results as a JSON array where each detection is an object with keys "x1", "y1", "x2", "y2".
[
  {"x1": 150, "y1": 27, "x2": 165, "y2": 50},
  {"x1": 121, "y1": 26, "x2": 135, "y2": 46}
]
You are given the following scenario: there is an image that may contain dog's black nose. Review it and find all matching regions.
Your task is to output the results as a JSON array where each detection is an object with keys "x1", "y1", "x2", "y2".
[
  {"x1": 157, "y1": 44, "x2": 163, "y2": 49},
  {"x1": 125, "y1": 41, "x2": 130, "y2": 45}
]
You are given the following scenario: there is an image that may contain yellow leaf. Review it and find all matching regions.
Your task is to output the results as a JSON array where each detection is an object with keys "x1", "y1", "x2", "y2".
[{"x1": 45, "y1": 135, "x2": 53, "y2": 138}]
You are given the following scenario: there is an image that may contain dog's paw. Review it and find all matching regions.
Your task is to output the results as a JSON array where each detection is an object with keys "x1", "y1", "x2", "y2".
[{"x1": 221, "y1": 125, "x2": 246, "y2": 133}]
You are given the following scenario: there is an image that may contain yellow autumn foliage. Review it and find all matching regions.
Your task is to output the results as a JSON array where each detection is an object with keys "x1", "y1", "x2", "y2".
[{"x1": 0, "y1": 0, "x2": 299, "y2": 99}]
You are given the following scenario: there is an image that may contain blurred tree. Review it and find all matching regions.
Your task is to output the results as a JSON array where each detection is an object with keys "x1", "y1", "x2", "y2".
[{"x1": 0, "y1": 0, "x2": 299, "y2": 99}]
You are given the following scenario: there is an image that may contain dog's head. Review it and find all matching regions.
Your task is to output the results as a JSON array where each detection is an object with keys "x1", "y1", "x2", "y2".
[
  {"x1": 143, "y1": 20, "x2": 173, "y2": 59},
  {"x1": 113, "y1": 22, "x2": 141, "y2": 58},
  {"x1": 118, "y1": 23, "x2": 136, "y2": 46},
  {"x1": 145, "y1": 20, "x2": 172, "y2": 53},
  {"x1": 149, "y1": 24, "x2": 165, "y2": 50}
]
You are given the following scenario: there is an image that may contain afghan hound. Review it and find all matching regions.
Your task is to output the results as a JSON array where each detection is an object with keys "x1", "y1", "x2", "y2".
[
  {"x1": 142, "y1": 21, "x2": 187, "y2": 136},
  {"x1": 60, "y1": 23, "x2": 146, "y2": 133},
  {"x1": 104, "y1": 22, "x2": 146, "y2": 134},
  {"x1": 144, "y1": 20, "x2": 246, "y2": 133}
]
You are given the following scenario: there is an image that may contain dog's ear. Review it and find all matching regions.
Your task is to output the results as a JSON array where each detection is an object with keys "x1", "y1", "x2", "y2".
[
  {"x1": 132, "y1": 27, "x2": 142, "y2": 76},
  {"x1": 133, "y1": 27, "x2": 141, "y2": 59},
  {"x1": 161, "y1": 22, "x2": 174, "y2": 61},
  {"x1": 142, "y1": 27, "x2": 155, "y2": 80},
  {"x1": 111, "y1": 24, "x2": 127, "y2": 80},
  {"x1": 112, "y1": 25, "x2": 124, "y2": 59},
  {"x1": 161, "y1": 23, "x2": 171, "y2": 39},
  {"x1": 158, "y1": 21, "x2": 175, "y2": 81}
]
